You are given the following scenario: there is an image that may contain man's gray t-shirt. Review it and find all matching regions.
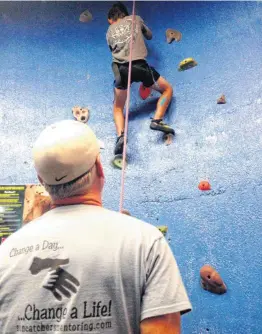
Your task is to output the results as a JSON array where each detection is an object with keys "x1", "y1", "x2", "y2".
[
  {"x1": 106, "y1": 15, "x2": 149, "y2": 63},
  {"x1": 0, "y1": 205, "x2": 191, "y2": 334}
]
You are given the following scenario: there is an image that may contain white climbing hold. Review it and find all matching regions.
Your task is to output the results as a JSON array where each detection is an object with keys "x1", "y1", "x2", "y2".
[{"x1": 79, "y1": 9, "x2": 92, "y2": 23}]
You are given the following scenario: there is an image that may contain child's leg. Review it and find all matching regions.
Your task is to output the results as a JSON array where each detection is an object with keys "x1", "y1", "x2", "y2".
[
  {"x1": 150, "y1": 76, "x2": 173, "y2": 119},
  {"x1": 113, "y1": 87, "x2": 128, "y2": 155},
  {"x1": 113, "y1": 88, "x2": 127, "y2": 136},
  {"x1": 149, "y1": 76, "x2": 174, "y2": 134}
]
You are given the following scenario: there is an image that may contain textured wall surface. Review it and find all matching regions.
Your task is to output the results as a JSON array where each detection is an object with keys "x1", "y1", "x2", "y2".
[{"x1": 0, "y1": 1, "x2": 262, "y2": 333}]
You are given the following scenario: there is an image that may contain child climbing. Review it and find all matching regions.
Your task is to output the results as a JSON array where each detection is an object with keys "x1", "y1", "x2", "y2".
[{"x1": 106, "y1": 2, "x2": 174, "y2": 155}]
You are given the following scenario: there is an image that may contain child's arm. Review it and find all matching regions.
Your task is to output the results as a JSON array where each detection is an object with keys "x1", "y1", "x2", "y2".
[
  {"x1": 137, "y1": 15, "x2": 152, "y2": 40},
  {"x1": 141, "y1": 22, "x2": 152, "y2": 40},
  {"x1": 106, "y1": 31, "x2": 113, "y2": 52}
]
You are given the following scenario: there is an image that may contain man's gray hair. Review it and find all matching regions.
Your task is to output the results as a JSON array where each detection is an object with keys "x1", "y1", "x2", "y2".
[{"x1": 43, "y1": 166, "x2": 96, "y2": 200}]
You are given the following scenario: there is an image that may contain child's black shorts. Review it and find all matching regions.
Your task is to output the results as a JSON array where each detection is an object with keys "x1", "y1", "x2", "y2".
[{"x1": 112, "y1": 59, "x2": 160, "y2": 90}]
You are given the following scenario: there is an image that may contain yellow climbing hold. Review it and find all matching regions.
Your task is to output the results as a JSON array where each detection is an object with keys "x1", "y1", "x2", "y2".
[
  {"x1": 157, "y1": 225, "x2": 168, "y2": 236},
  {"x1": 178, "y1": 57, "x2": 198, "y2": 71}
]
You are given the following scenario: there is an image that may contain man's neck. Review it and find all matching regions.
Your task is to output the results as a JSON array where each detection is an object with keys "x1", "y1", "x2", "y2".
[{"x1": 51, "y1": 192, "x2": 102, "y2": 209}]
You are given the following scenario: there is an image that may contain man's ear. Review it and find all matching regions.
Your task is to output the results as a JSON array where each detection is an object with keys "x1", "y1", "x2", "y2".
[
  {"x1": 108, "y1": 18, "x2": 113, "y2": 25},
  {"x1": 95, "y1": 156, "x2": 104, "y2": 178},
  {"x1": 37, "y1": 175, "x2": 44, "y2": 185}
]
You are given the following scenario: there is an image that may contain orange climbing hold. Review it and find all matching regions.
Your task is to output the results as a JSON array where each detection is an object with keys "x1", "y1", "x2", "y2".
[
  {"x1": 198, "y1": 181, "x2": 211, "y2": 191},
  {"x1": 139, "y1": 84, "x2": 151, "y2": 100},
  {"x1": 200, "y1": 265, "x2": 227, "y2": 295},
  {"x1": 217, "y1": 94, "x2": 226, "y2": 104}
]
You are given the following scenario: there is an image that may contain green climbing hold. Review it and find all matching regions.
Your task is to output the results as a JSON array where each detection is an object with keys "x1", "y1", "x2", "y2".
[
  {"x1": 157, "y1": 225, "x2": 168, "y2": 236},
  {"x1": 112, "y1": 154, "x2": 123, "y2": 169}
]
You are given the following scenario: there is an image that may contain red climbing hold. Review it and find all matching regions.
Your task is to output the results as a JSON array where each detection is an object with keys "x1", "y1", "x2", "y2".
[
  {"x1": 200, "y1": 265, "x2": 227, "y2": 295},
  {"x1": 139, "y1": 84, "x2": 151, "y2": 100},
  {"x1": 198, "y1": 181, "x2": 211, "y2": 191}
]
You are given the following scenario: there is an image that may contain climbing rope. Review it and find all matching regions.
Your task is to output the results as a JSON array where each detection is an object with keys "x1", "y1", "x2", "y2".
[{"x1": 119, "y1": 0, "x2": 136, "y2": 213}]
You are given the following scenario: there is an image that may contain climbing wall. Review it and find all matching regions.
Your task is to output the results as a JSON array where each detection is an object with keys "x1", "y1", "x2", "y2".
[{"x1": 0, "y1": 1, "x2": 262, "y2": 333}]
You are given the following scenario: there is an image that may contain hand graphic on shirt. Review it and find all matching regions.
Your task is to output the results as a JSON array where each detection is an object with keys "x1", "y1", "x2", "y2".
[
  {"x1": 42, "y1": 266, "x2": 80, "y2": 301},
  {"x1": 29, "y1": 257, "x2": 69, "y2": 275},
  {"x1": 29, "y1": 257, "x2": 80, "y2": 301}
]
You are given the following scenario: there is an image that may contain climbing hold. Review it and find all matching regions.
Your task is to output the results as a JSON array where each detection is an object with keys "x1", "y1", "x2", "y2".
[
  {"x1": 112, "y1": 154, "x2": 127, "y2": 169},
  {"x1": 79, "y1": 9, "x2": 93, "y2": 23},
  {"x1": 217, "y1": 94, "x2": 226, "y2": 104},
  {"x1": 163, "y1": 133, "x2": 174, "y2": 146},
  {"x1": 122, "y1": 209, "x2": 131, "y2": 216},
  {"x1": 178, "y1": 58, "x2": 197, "y2": 71},
  {"x1": 139, "y1": 84, "x2": 151, "y2": 100},
  {"x1": 200, "y1": 265, "x2": 227, "y2": 295},
  {"x1": 198, "y1": 181, "x2": 211, "y2": 191},
  {"x1": 166, "y1": 29, "x2": 182, "y2": 44},
  {"x1": 157, "y1": 225, "x2": 168, "y2": 236},
  {"x1": 72, "y1": 106, "x2": 90, "y2": 123}
]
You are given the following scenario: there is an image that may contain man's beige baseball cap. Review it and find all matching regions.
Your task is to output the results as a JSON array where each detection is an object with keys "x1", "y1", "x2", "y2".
[{"x1": 33, "y1": 120, "x2": 100, "y2": 185}]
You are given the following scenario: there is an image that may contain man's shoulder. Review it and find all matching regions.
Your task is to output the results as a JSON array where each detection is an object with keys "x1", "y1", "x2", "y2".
[
  {"x1": 53, "y1": 205, "x2": 163, "y2": 245},
  {"x1": 102, "y1": 208, "x2": 163, "y2": 240}
]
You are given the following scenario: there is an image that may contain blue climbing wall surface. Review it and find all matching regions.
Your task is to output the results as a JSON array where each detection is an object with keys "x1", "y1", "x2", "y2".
[{"x1": 0, "y1": 1, "x2": 262, "y2": 332}]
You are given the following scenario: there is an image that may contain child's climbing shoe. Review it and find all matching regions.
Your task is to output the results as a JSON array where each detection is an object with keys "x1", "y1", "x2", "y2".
[
  {"x1": 150, "y1": 119, "x2": 175, "y2": 135},
  {"x1": 114, "y1": 132, "x2": 125, "y2": 155}
]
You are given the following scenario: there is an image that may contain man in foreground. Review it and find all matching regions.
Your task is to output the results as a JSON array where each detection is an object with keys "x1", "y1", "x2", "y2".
[{"x1": 0, "y1": 120, "x2": 191, "y2": 333}]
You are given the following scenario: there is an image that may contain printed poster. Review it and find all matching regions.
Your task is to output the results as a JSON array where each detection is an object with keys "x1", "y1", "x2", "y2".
[{"x1": 0, "y1": 184, "x2": 50, "y2": 244}]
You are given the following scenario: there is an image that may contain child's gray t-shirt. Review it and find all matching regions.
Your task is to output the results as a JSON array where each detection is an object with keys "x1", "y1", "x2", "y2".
[
  {"x1": 106, "y1": 15, "x2": 149, "y2": 63},
  {"x1": 0, "y1": 205, "x2": 191, "y2": 333}
]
